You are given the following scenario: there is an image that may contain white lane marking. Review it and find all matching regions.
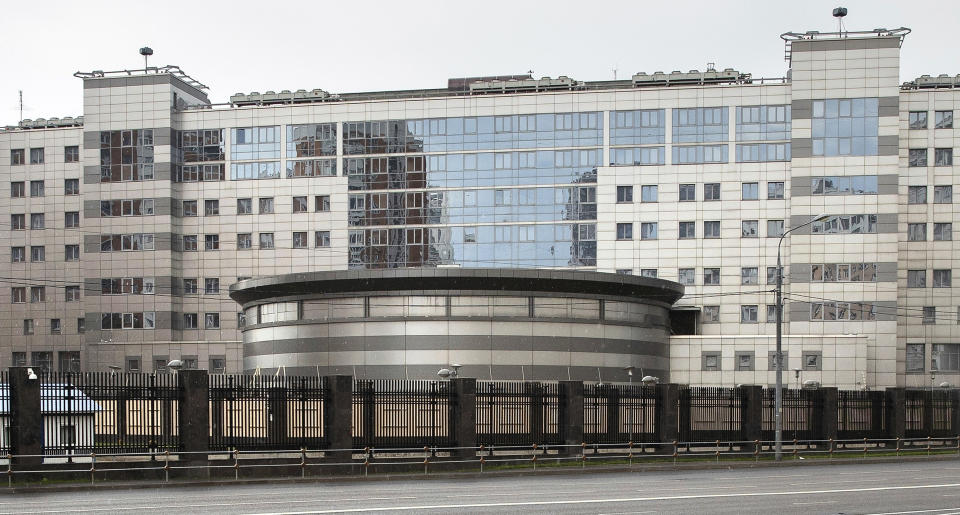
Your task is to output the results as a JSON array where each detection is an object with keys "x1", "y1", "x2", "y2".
[
  {"x1": 866, "y1": 509, "x2": 960, "y2": 515},
  {"x1": 247, "y1": 483, "x2": 960, "y2": 514},
  {"x1": 0, "y1": 496, "x2": 418, "y2": 514},
  {"x1": 793, "y1": 501, "x2": 837, "y2": 505}
]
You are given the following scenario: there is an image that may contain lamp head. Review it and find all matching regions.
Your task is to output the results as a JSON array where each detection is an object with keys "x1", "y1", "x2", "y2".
[
  {"x1": 26, "y1": 368, "x2": 37, "y2": 381},
  {"x1": 437, "y1": 368, "x2": 452, "y2": 379},
  {"x1": 166, "y1": 359, "x2": 183, "y2": 371}
]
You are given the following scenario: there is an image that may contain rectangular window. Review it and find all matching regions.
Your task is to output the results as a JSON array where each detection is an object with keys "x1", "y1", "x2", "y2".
[
  {"x1": 182, "y1": 235, "x2": 198, "y2": 252},
  {"x1": 704, "y1": 183, "x2": 721, "y2": 201},
  {"x1": 678, "y1": 268, "x2": 695, "y2": 285},
  {"x1": 237, "y1": 233, "x2": 252, "y2": 249},
  {"x1": 204, "y1": 278, "x2": 219, "y2": 294},
  {"x1": 30, "y1": 213, "x2": 44, "y2": 229},
  {"x1": 204, "y1": 199, "x2": 219, "y2": 216},
  {"x1": 908, "y1": 185, "x2": 928, "y2": 204},
  {"x1": 932, "y1": 344, "x2": 960, "y2": 372},
  {"x1": 237, "y1": 198, "x2": 253, "y2": 215},
  {"x1": 741, "y1": 267, "x2": 759, "y2": 285},
  {"x1": 767, "y1": 182, "x2": 784, "y2": 200},
  {"x1": 678, "y1": 184, "x2": 696, "y2": 202},
  {"x1": 741, "y1": 220, "x2": 758, "y2": 238},
  {"x1": 934, "y1": 223, "x2": 952, "y2": 241},
  {"x1": 640, "y1": 222, "x2": 658, "y2": 240},
  {"x1": 934, "y1": 185, "x2": 953, "y2": 204},
  {"x1": 803, "y1": 352, "x2": 821, "y2": 371},
  {"x1": 259, "y1": 233, "x2": 275, "y2": 249},
  {"x1": 766, "y1": 305, "x2": 778, "y2": 323},
  {"x1": 811, "y1": 98, "x2": 879, "y2": 156},
  {"x1": 65, "y1": 285, "x2": 81, "y2": 301},
  {"x1": 315, "y1": 195, "x2": 330, "y2": 212},
  {"x1": 30, "y1": 246, "x2": 45, "y2": 262},
  {"x1": 641, "y1": 269, "x2": 658, "y2": 278},
  {"x1": 740, "y1": 305, "x2": 758, "y2": 323},
  {"x1": 182, "y1": 200, "x2": 197, "y2": 217},
  {"x1": 50, "y1": 319, "x2": 61, "y2": 335},
  {"x1": 204, "y1": 234, "x2": 220, "y2": 250},
  {"x1": 909, "y1": 149, "x2": 928, "y2": 167},
  {"x1": 64, "y1": 244, "x2": 79, "y2": 261},
  {"x1": 678, "y1": 221, "x2": 696, "y2": 239},
  {"x1": 923, "y1": 306, "x2": 936, "y2": 325},
  {"x1": 704, "y1": 268, "x2": 721, "y2": 285},
  {"x1": 908, "y1": 269, "x2": 927, "y2": 288},
  {"x1": 11, "y1": 287, "x2": 25, "y2": 303},
  {"x1": 205, "y1": 313, "x2": 220, "y2": 329},
  {"x1": 30, "y1": 148, "x2": 44, "y2": 164},
  {"x1": 935, "y1": 110, "x2": 953, "y2": 129},
  {"x1": 616, "y1": 185, "x2": 633, "y2": 203},
  {"x1": 23, "y1": 319, "x2": 34, "y2": 335},
  {"x1": 29, "y1": 180, "x2": 44, "y2": 197},
  {"x1": 933, "y1": 269, "x2": 952, "y2": 288},
  {"x1": 909, "y1": 111, "x2": 928, "y2": 129},
  {"x1": 10, "y1": 214, "x2": 24, "y2": 230},
  {"x1": 742, "y1": 182, "x2": 759, "y2": 200},
  {"x1": 64, "y1": 145, "x2": 79, "y2": 163},
  {"x1": 315, "y1": 231, "x2": 331, "y2": 247},
  {"x1": 259, "y1": 197, "x2": 274, "y2": 214},
  {"x1": 640, "y1": 185, "x2": 658, "y2": 202},
  {"x1": 703, "y1": 305, "x2": 720, "y2": 323},
  {"x1": 768, "y1": 352, "x2": 787, "y2": 371},
  {"x1": 703, "y1": 221, "x2": 720, "y2": 238},
  {"x1": 293, "y1": 231, "x2": 308, "y2": 249},
  {"x1": 767, "y1": 220, "x2": 784, "y2": 238},
  {"x1": 616, "y1": 269, "x2": 632, "y2": 275},
  {"x1": 935, "y1": 148, "x2": 953, "y2": 166},
  {"x1": 293, "y1": 196, "x2": 308, "y2": 213},
  {"x1": 64, "y1": 179, "x2": 79, "y2": 195},
  {"x1": 30, "y1": 286, "x2": 45, "y2": 303},
  {"x1": 906, "y1": 343, "x2": 925, "y2": 373},
  {"x1": 10, "y1": 149, "x2": 24, "y2": 165},
  {"x1": 908, "y1": 223, "x2": 927, "y2": 241},
  {"x1": 766, "y1": 267, "x2": 778, "y2": 285},
  {"x1": 183, "y1": 278, "x2": 198, "y2": 294},
  {"x1": 616, "y1": 223, "x2": 633, "y2": 240},
  {"x1": 11, "y1": 247, "x2": 25, "y2": 263},
  {"x1": 65, "y1": 211, "x2": 80, "y2": 228},
  {"x1": 10, "y1": 181, "x2": 24, "y2": 198},
  {"x1": 702, "y1": 352, "x2": 721, "y2": 371},
  {"x1": 183, "y1": 313, "x2": 198, "y2": 329}
]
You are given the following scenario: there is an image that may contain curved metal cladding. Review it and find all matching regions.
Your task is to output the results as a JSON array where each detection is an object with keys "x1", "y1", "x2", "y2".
[{"x1": 229, "y1": 269, "x2": 684, "y2": 381}]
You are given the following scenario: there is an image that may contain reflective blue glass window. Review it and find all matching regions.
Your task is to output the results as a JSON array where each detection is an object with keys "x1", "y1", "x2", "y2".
[
  {"x1": 672, "y1": 107, "x2": 729, "y2": 143},
  {"x1": 811, "y1": 98, "x2": 879, "y2": 156},
  {"x1": 610, "y1": 147, "x2": 665, "y2": 166},
  {"x1": 672, "y1": 145, "x2": 728, "y2": 164},
  {"x1": 736, "y1": 105, "x2": 791, "y2": 141},
  {"x1": 286, "y1": 124, "x2": 336, "y2": 157},
  {"x1": 610, "y1": 109, "x2": 665, "y2": 145},
  {"x1": 810, "y1": 176, "x2": 878, "y2": 195},
  {"x1": 736, "y1": 143, "x2": 790, "y2": 162},
  {"x1": 231, "y1": 126, "x2": 280, "y2": 160}
]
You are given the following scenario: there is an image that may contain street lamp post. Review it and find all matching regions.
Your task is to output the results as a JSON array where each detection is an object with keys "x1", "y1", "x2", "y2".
[{"x1": 775, "y1": 214, "x2": 828, "y2": 462}]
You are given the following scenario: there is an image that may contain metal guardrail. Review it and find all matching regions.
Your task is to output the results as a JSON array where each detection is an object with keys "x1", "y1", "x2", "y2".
[{"x1": 3, "y1": 436, "x2": 958, "y2": 487}]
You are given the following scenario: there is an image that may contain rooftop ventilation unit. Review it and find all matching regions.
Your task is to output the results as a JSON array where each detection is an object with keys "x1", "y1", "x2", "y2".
[
  {"x1": 230, "y1": 88, "x2": 335, "y2": 106},
  {"x1": 631, "y1": 68, "x2": 747, "y2": 87},
  {"x1": 468, "y1": 75, "x2": 583, "y2": 94}
]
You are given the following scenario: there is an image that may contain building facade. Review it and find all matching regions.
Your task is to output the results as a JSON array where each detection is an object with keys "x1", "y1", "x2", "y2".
[{"x1": 1, "y1": 27, "x2": 958, "y2": 389}]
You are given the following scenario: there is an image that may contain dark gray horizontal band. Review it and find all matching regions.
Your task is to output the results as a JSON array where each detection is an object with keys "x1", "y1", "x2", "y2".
[
  {"x1": 83, "y1": 197, "x2": 173, "y2": 218},
  {"x1": 787, "y1": 300, "x2": 897, "y2": 322},
  {"x1": 82, "y1": 74, "x2": 208, "y2": 103},
  {"x1": 791, "y1": 174, "x2": 899, "y2": 197},
  {"x1": 83, "y1": 231, "x2": 175, "y2": 252},
  {"x1": 792, "y1": 137, "x2": 898, "y2": 158},
  {"x1": 788, "y1": 213, "x2": 897, "y2": 235},
  {"x1": 82, "y1": 128, "x2": 171, "y2": 150},
  {"x1": 790, "y1": 36, "x2": 901, "y2": 53},
  {"x1": 791, "y1": 96, "x2": 899, "y2": 121}
]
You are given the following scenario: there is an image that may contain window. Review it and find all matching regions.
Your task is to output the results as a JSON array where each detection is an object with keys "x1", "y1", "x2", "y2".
[
  {"x1": 741, "y1": 267, "x2": 759, "y2": 285},
  {"x1": 77, "y1": 318, "x2": 85, "y2": 333},
  {"x1": 908, "y1": 270, "x2": 927, "y2": 288},
  {"x1": 11, "y1": 287, "x2": 25, "y2": 303},
  {"x1": 10, "y1": 182, "x2": 24, "y2": 197},
  {"x1": 183, "y1": 278, "x2": 198, "y2": 295},
  {"x1": 237, "y1": 198, "x2": 253, "y2": 215},
  {"x1": 678, "y1": 184, "x2": 696, "y2": 201},
  {"x1": 183, "y1": 313, "x2": 198, "y2": 329},
  {"x1": 259, "y1": 233, "x2": 275, "y2": 249},
  {"x1": 766, "y1": 267, "x2": 779, "y2": 285},
  {"x1": 65, "y1": 285, "x2": 81, "y2": 301},
  {"x1": 704, "y1": 183, "x2": 720, "y2": 201},
  {"x1": 741, "y1": 305, "x2": 759, "y2": 323},
  {"x1": 935, "y1": 110, "x2": 953, "y2": 129},
  {"x1": 182, "y1": 200, "x2": 197, "y2": 217},
  {"x1": 29, "y1": 181, "x2": 44, "y2": 197},
  {"x1": 742, "y1": 182, "x2": 759, "y2": 200},
  {"x1": 767, "y1": 182, "x2": 784, "y2": 200},
  {"x1": 703, "y1": 221, "x2": 720, "y2": 238},
  {"x1": 616, "y1": 223, "x2": 633, "y2": 240},
  {"x1": 906, "y1": 343, "x2": 925, "y2": 373},
  {"x1": 315, "y1": 231, "x2": 331, "y2": 247},
  {"x1": 909, "y1": 111, "x2": 928, "y2": 129},
  {"x1": 934, "y1": 269, "x2": 952, "y2": 288},
  {"x1": 803, "y1": 352, "x2": 822, "y2": 371},
  {"x1": 10, "y1": 214, "x2": 24, "y2": 230},
  {"x1": 703, "y1": 305, "x2": 720, "y2": 323},
  {"x1": 811, "y1": 98, "x2": 879, "y2": 156},
  {"x1": 30, "y1": 148, "x2": 44, "y2": 164},
  {"x1": 908, "y1": 186, "x2": 927, "y2": 204},
  {"x1": 293, "y1": 196, "x2": 308, "y2": 213},
  {"x1": 702, "y1": 352, "x2": 721, "y2": 371},
  {"x1": 678, "y1": 221, "x2": 696, "y2": 239},
  {"x1": 704, "y1": 268, "x2": 721, "y2": 285},
  {"x1": 908, "y1": 223, "x2": 927, "y2": 241},
  {"x1": 293, "y1": 232, "x2": 308, "y2": 249},
  {"x1": 64, "y1": 145, "x2": 79, "y2": 163},
  {"x1": 640, "y1": 185, "x2": 658, "y2": 202},
  {"x1": 923, "y1": 306, "x2": 936, "y2": 325},
  {"x1": 766, "y1": 220, "x2": 784, "y2": 238},
  {"x1": 205, "y1": 313, "x2": 220, "y2": 329},
  {"x1": 259, "y1": 197, "x2": 274, "y2": 214},
  {"x1": 768, "y1": 351, "x2": 787, "y2": 371},
  {"x1": 23, "y1": 319, "x2": 34, "y2": 335},
  {"x1": 50, "y1": 319, "x2": 61, "y2": 335},
  {"x1": 210, "y1": 356, "x2": 226, "y2": 374},
  {"x1": 10, "y1": 149, "x2": 24, "y2": 165},
  {"x1": 934, "y1": 223, "x2": 952, "y2": 241},
  {"x1": 182, "y1": 235, "x2": 198, "y2": 252},
  {"x1": 126, "y1": 357, "x2": 141, "y2": 373},
  {"x1": 30, "y1": 213, "x2": 44, "y2": 229},
  {"x1": 741, "y1": 220, "x2": 758, "y2": 238},
  {"x1": 315, "y1": 195, "x2": 331, "y2": 212},
  {"x1": 204, "y1": 278, "x2": 220, "y2": 294},
  {"x1": 616, "y1": 186, "x2": 633, "y2": 203},
  {"x1": 30, "y1": 246, "x2": 45, "y2": 262},
  {"x1": 11, "y1": 247, "x2": 25, "y2": 263},
  {"x1": 909, "y1": 149, "x2": 928, "y2": 167},
  {"x1": 237, "y1": 233, "x2": 252, "y2": 249},
  {"x1": 934, "y1": 185, "x2": 953, "y2": 204},
  {"x1": 64, "y1": 244, "x2": 80, "y2": 261},
  {"x1": 766, "y1": 305, "x2": 778, "y2": 323},
  {"x1": 678, "y1": 268, "x2": 695, "y2": 285},
  {"x1": 204, "y1": 234, "x2": 219, "y2": 250},
  {"x1": 935, "y1": 148, "x2": 953, "y2": 166},
  {"x1": 932, "y1": 344, "x2": 960, "y2": 372},
  {"x1": 736, "y1": 352, "x2": 754, "y2": 371},
  {"x1": 65, "y1": 212, "x2": 80, "y2": 228},
  {"x1": 204, "y1": 199, "x2": 219, "y2": 216},
  {"x1": 640, "y1": 222, "x2": 658, "y2": 240}
]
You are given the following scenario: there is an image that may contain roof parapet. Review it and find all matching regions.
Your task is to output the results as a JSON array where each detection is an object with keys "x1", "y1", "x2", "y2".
[
  {"x1": 74, "y1": 65, "x2": 208, "y2": 91},
  {"x1": 901, "y1": 74, "x2": 960, "y2": 90}
]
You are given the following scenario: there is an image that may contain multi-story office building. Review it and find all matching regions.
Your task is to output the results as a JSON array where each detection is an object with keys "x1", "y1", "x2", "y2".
[{"x1": 1, "y1": 26, "x2": 958, "y2": 389}]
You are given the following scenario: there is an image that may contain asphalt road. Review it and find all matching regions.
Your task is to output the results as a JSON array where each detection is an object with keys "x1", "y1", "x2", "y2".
[{"x1": 3, "y1": 460, "x2": 960, "y2": 514}]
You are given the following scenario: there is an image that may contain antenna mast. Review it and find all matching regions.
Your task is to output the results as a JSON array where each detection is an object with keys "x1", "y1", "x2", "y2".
[{"x1": 19, "y1": 90, "x2": 22, "y2": 121}]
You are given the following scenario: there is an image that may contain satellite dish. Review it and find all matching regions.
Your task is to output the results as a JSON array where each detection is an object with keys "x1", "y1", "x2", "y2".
[
  {"x1": 437, "y1": 368, "x2": 452, "y2": 379},
  {"x1": 167, "y1": 359, "x2": 183, "y2": 371}
]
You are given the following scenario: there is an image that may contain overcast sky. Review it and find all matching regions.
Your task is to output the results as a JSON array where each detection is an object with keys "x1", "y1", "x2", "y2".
[{"x1": 1, "y1": 0, "x2": 958, "y2": 125}]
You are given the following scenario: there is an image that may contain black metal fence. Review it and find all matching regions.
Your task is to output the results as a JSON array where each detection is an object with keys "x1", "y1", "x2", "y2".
[
  {"x1": 584, "y1": 384, "x2": 658, "y2": 444},
  {"x1": 40, "y1": 372, "x2": 181, "y2": 456},
  {"x1": 679, "y1": 387, "x2": 746, "y2": 442},
  {"x1": 838, "y1": 390, "x2": 887, "y2": 439},
  {"x1": 352, "y1": 379, "x2": 452, "y2": 449},
  {"x1": 476, "y1": 381, "x2": 562, "y2": 446},
  {"x1": 905, "y1": 389, "x2": 956, "y2": 438},
  {"x1": 762, "y1": 388, "x2": 824, "y2": 441},
  {"x1": 209, "y1": 375, "x2": 328, "y2": 451}
]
